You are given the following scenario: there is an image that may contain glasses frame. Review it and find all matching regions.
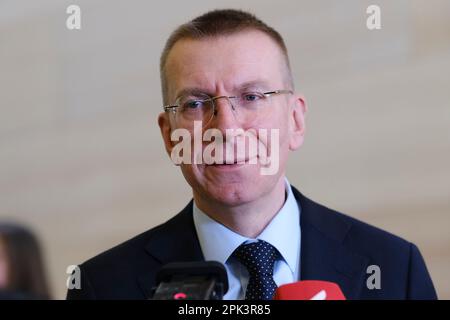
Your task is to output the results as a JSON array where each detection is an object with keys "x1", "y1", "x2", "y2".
[{"x1": 163, "y1": 89, "x2": 293, "y2": 113}]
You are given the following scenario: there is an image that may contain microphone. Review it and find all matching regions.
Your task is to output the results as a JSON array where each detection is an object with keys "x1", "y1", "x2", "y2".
[
  {"x1": 274, "y1": 280, "x2": 346, "y2": 300},
  {"x1": 152, "y1": 261, "x2": 228, "y2": 300}
]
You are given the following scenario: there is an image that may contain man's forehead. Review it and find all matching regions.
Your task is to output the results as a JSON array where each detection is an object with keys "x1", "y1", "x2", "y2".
[
  {"x1": 167, "y1": 30, "x2": 282, "y2": 61},
  {"x1": 172, "y1": 68, "x2": 272, "y2": 90},
  {"x1": 165, "y1": 31, "x2": 286, "y2": 95}
]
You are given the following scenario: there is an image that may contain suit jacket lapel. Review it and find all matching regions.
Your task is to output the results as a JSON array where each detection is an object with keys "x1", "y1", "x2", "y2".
[{"x1": 292, "y1": 187, "x2": 370, "y2": 299}]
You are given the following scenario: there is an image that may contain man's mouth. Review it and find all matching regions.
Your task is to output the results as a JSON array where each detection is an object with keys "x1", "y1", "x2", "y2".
[{"x1": 208, "y1": 156, "x2": 258, "y2": 167}]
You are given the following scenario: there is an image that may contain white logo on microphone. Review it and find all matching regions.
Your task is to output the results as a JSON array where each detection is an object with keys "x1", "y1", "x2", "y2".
[{"x1": 310, "y1": 290, "x2": 327, "y2": 300}]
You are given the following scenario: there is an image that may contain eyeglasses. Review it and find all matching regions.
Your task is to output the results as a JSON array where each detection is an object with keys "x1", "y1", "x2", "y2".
[{"x1": 163, "y1": 89, "x2": 293, "y2": 127}]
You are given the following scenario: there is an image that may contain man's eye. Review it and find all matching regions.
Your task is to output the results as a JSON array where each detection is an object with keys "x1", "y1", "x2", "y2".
[
  {"x1": 184, "y1": 100, "x2": 204, "y2": 109},
  {"x1": 243, "y1": 93, "x2": 263, "y2": 102}
]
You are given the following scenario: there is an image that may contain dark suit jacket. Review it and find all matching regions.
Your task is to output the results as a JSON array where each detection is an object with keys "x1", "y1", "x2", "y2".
[{"x1": 66, "y1": 186, "x2": 437, "y2": 299}]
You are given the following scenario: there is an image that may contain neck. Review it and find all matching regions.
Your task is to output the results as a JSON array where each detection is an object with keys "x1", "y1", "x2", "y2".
[{"x1": 193, "y1": 176, "x2": 287, "y2": 238}]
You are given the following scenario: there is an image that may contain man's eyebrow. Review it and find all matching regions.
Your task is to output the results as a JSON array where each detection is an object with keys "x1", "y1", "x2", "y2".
[
  {"x1": 174, "y1": 80, "x2": 272, "y2": 100},
  {"x1": 175, "y1": 87, "x2": 214, "y2": 99},
  {"x1": 235, "y1": 80, "x2": 271, "y2": 91}
]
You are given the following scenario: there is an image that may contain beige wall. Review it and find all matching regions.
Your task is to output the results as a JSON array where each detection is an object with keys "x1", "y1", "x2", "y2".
[{"x1": 0, "y1": 0, "x2": 449, "y2": 299}]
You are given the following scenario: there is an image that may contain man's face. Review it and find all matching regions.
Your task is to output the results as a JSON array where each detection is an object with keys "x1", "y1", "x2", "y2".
[{"x1": 159, "y1": 30, "x2": 306, "y2": 207}]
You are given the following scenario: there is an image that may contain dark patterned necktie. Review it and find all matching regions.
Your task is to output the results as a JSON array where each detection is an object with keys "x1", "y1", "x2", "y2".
[{"x1": 232, "y1": 240, "x2": 280, "y2": 300}]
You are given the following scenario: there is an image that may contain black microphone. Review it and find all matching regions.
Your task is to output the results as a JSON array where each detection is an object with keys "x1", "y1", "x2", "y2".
[{"x1": 152, "y1": 261, "x2": 228, "y2": 300}]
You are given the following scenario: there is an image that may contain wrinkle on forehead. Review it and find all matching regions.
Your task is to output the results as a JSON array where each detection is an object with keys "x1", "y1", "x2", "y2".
[{"x1": 172, "y1": 69, "x2": 274, "y2": 98}]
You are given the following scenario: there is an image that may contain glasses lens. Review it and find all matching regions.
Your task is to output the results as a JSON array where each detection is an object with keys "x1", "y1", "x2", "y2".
[
  {"x1": 175, "y1": 94, "x2": 214, "y2": 127},
  {"x1": 235, "y1": 92, "x2": 269, "y2": 120},
  {"x1": 238, "y1": 92, "x2": 266, "y2": 109}
]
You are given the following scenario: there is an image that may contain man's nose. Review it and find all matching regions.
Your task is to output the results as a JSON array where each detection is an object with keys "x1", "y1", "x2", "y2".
[{"x1": 208, "y1": 96, "x2": 241, "y2": 132}]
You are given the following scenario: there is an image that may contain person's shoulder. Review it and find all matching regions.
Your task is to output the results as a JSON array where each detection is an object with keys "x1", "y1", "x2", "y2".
[
  {"x1": 299, "y1": 193, "x2": 437, "y2": 299},
  {"x1": 66, "y1": 203, "x2": 195, "y2": 299},
  {"x1": 79, "y1": 202, "x2": 192, "y2": 273},
  {"x1": 81, "y1": 224, "x2": 160, "y2": 269},
  {"x1": 332, "y1": 203, "x2": 410, "y2": 250},
  {"x1": 297, "y1": 189, "x2": 412, "y2": 254}
]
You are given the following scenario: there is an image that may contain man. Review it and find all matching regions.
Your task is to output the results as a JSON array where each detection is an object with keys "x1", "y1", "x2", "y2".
[{"x1": 67, "y1": 9, "x2": 437, "y2": 300}]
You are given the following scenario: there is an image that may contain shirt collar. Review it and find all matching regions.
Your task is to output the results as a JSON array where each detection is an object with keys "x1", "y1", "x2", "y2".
[{"x1": 193, "y1": 177, "x2": 301, "y2": 276}]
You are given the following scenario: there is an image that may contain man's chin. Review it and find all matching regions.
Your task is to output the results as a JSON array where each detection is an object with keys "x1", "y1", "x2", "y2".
[{"x1": 201, "y1": 184, "x2": 256, "y2": 207}]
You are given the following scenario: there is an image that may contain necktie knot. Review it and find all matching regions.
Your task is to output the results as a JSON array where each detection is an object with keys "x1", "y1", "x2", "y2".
[
  {"x1": 233, "y1": 240, "x2": 280, "y2": 275},
  {"x1": 232, "y1": 240, "x2": 281, "y2": 300}
]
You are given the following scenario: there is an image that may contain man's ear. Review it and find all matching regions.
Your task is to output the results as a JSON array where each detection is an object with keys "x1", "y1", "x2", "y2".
[
  {"x1": 158, "y1": 112, "x2": 174, "y2": 157},
  {"x1": 289, "y1": 94, "x2": 307, "y2": 151}
]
